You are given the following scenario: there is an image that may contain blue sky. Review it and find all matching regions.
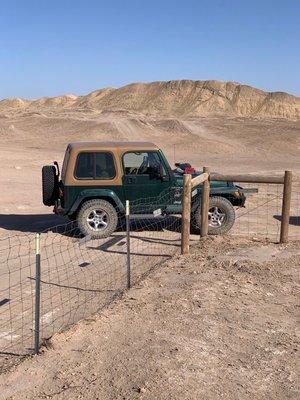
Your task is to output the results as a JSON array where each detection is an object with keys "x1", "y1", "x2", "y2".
[{"x1": 0, "y1": 0, "x2": 299, "y2": 99}]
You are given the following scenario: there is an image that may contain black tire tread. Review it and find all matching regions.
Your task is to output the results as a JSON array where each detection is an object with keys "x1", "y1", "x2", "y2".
[{"x1": 42, "y1": 165, "x2": 58, "y2": 206}]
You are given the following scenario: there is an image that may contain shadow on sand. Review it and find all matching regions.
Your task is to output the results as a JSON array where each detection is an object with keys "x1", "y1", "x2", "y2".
[
  {"x1": 273, "y1": 215, "x2": 300, "y2": 226},
  {"x1": 0, "y1": 214, "x2": 182, "y2": 236},
  {"x1": 0, "y1": 214, "x2": 69, "y2": 234}
]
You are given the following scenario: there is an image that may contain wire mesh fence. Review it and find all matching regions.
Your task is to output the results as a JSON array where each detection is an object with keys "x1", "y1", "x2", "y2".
[
  {"x1": 190, "y1": 179, "x2": 300, "y2": 242},
  {"x1": 289, "y1": 180, "x2": 300, "y2": 239},
  {"x1": 0, "y1": 196, "x2": 182, "y2": 372},
  {"x1": 0, "y1": 234, "x2": 35, "y2": 367},
  {"x1": 230, "y1": 183, "x2": 283, "y2": 241},
  {"x1": 0, "y1": 180, "x2": 299, "y2": 372},
  {"x1": 232, "y1": 180, "x2": 300, "y2": 241}
]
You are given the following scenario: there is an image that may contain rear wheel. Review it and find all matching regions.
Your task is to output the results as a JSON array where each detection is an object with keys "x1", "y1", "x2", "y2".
[
  {"x1": 42, "y1": 165, "x2": 58, "y2": 206},
  {"x1": 192, "y1": 196, "x2": 235, "y2": 235},
  {"x1": 77, "y1": 199, "x2": 118, "y2": 238}
]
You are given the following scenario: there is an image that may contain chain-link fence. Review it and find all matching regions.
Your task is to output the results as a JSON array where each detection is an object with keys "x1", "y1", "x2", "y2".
[{"x1": 1, "y1": 180, "x2": 300, "y2": 372}]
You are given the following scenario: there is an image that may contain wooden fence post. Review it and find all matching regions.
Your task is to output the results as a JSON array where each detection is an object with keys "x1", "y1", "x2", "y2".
[
  {"x1": 280, "y1": 170, "x2": 293, "y2": 243},
  {"x1": 200, "y1": 167, "x2": 210, "y2": 238},
  {"x1": 181, "y1": 174, "x2": 192, "y2": 254}
]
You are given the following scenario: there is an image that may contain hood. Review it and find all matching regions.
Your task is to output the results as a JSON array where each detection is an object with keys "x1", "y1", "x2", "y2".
[{"x1": 173, "y1": 170, "x2": 234, "y2": 188}]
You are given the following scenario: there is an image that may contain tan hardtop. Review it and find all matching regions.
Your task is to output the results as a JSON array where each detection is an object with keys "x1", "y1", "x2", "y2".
[
  {"x1": 63, "y1": 141, "x2": 160, "y2": 186},
  {"x1": 68, "y1": 141, "x2": 159, "y2": 151}
]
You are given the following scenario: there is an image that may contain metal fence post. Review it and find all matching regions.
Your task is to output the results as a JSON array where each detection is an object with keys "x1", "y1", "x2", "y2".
[
  {"x1": 34, "y1": 233, "x2": 41, "y2": 354},
  {"x1": 126, "y1": 200, "x2": 131, "y2": 289}
]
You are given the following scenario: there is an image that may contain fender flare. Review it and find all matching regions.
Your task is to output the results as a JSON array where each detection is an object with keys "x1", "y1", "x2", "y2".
[
  {"x1": 69, "y1": 189, "x2": 125, "y2": 214},
  {"x1": 191, "y1": 185, "x2": 243, "y2": 211}
]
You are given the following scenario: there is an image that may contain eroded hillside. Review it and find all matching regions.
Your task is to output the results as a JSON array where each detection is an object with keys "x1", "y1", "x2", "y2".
[{"x1": 1, "y1": 80, "x2": 299, "y2": 119}]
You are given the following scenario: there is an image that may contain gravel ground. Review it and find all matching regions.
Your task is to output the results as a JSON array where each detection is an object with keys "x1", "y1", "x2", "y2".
[{"x1": 0, "y1": 236, "x2": 299, "y2": 400}]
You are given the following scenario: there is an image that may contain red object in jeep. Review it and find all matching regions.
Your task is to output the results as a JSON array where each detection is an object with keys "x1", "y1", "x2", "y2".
[{"x1": 184, "y1": 166, "x2": 196, "y2": 174}]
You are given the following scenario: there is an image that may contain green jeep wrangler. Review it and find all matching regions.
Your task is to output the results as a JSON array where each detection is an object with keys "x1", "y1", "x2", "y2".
[{"x1": 42, "y1": 141, "x2": 245, "y2": 238}]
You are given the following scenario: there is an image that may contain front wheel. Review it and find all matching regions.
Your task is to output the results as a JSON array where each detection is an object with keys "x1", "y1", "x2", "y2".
[
  {"x1": 77, "y1": 199, "x2": 118, "y2": 238},
  {"x1": 192, "y1": 196, "x2": 235, "y2": 235}
]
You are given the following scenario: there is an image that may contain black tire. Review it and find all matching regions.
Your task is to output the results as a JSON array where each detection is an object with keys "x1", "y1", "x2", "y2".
[
  {"x1": 77, "y1": 199, "x2": 118, "y2": 238},
  {"x1": 192, "y1": 196, "x2": 235, "y2": 235},
  {"x1": 42, "y1": 165, "x2": 58, "y2": 206},
  {"x1": 67, "y1": 214, "x2": 77, "y2": 221}
]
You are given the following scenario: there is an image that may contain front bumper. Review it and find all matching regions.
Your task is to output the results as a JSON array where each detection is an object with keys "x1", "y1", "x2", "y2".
[
  {"x1": 235, "y1": 192, "x2": 246, "y2": 207},
  {"x1": 233, "y1": 186, "x2": 258, "y2": 207}
]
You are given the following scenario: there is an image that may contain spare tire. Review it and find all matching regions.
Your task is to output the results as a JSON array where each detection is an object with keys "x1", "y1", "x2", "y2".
[{"x1": 42, "y1": 165, "x2": 58, "y2": 206}]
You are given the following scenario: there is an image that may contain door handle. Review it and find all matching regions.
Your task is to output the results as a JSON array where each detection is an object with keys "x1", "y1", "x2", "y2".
[{"x1": 127, "y1": 177, "x2": 137, "y2": 184}]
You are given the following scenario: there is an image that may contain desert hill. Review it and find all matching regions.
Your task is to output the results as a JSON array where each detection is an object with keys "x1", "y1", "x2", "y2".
[{"x1": 0, "y1": 80, "x2": 299, "y2": 120}]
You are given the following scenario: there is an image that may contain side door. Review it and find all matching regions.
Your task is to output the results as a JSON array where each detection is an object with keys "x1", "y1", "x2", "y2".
[{"x1": 122, "y1": 151, "x2": 172, "y2": 213}]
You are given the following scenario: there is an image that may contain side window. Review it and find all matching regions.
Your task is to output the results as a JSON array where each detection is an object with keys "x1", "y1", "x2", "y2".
[
  {"x1": 95, "y1": 153, "x2": 115, "y2": 179},
  {"x1": 75, "y1": 153, "x2": 94, "y2": 179},
  {"x1": 123, "y1": 152, "x2": 165, "y2": 175},
  {"x1": 75, "y1": 152, "x2": 116, "y2": 180}
]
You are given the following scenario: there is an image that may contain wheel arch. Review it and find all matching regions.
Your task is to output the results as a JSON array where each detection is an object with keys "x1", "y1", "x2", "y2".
[
  {"x1": 76, "y1": 196, "x2": 119, "y2": 214},
  {"x1": 191, "y1": 193, "x2": 233, "y2": 212},
  {"x1": 69, "y1": 189, "x2": 125, "y2": 216}
]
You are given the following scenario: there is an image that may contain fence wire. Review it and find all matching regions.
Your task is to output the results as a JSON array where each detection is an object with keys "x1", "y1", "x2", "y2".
[
  {"x1": 0, "y1": 181, "x2": 299, "y2": 372},
  {"x1": 190, "y1": 180, "x2": 300, "y2": 242},
  {"x1": 0, "y1": 193, "x2": 181, "y2": 372},
  {"x1": 289, "y1": 180, "x2": 300, "y2": 239},
  {"x1": 232, "y1": 181, "x2": 300, "y2": 241},
  {"x1": 230, "y1": 182, "x2": 282, "y2": 241}
]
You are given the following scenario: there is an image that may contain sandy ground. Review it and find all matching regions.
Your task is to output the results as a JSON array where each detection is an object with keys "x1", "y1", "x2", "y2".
[
  {"x1": 0, "y1": 114, "x2": 300, "y2": 222},
  {"x1": 0, "y1": 236, "x2": 299, "y2": 400},
  {"x1": 0, "y1": 111, "x2": 299, "y2": 397}
]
